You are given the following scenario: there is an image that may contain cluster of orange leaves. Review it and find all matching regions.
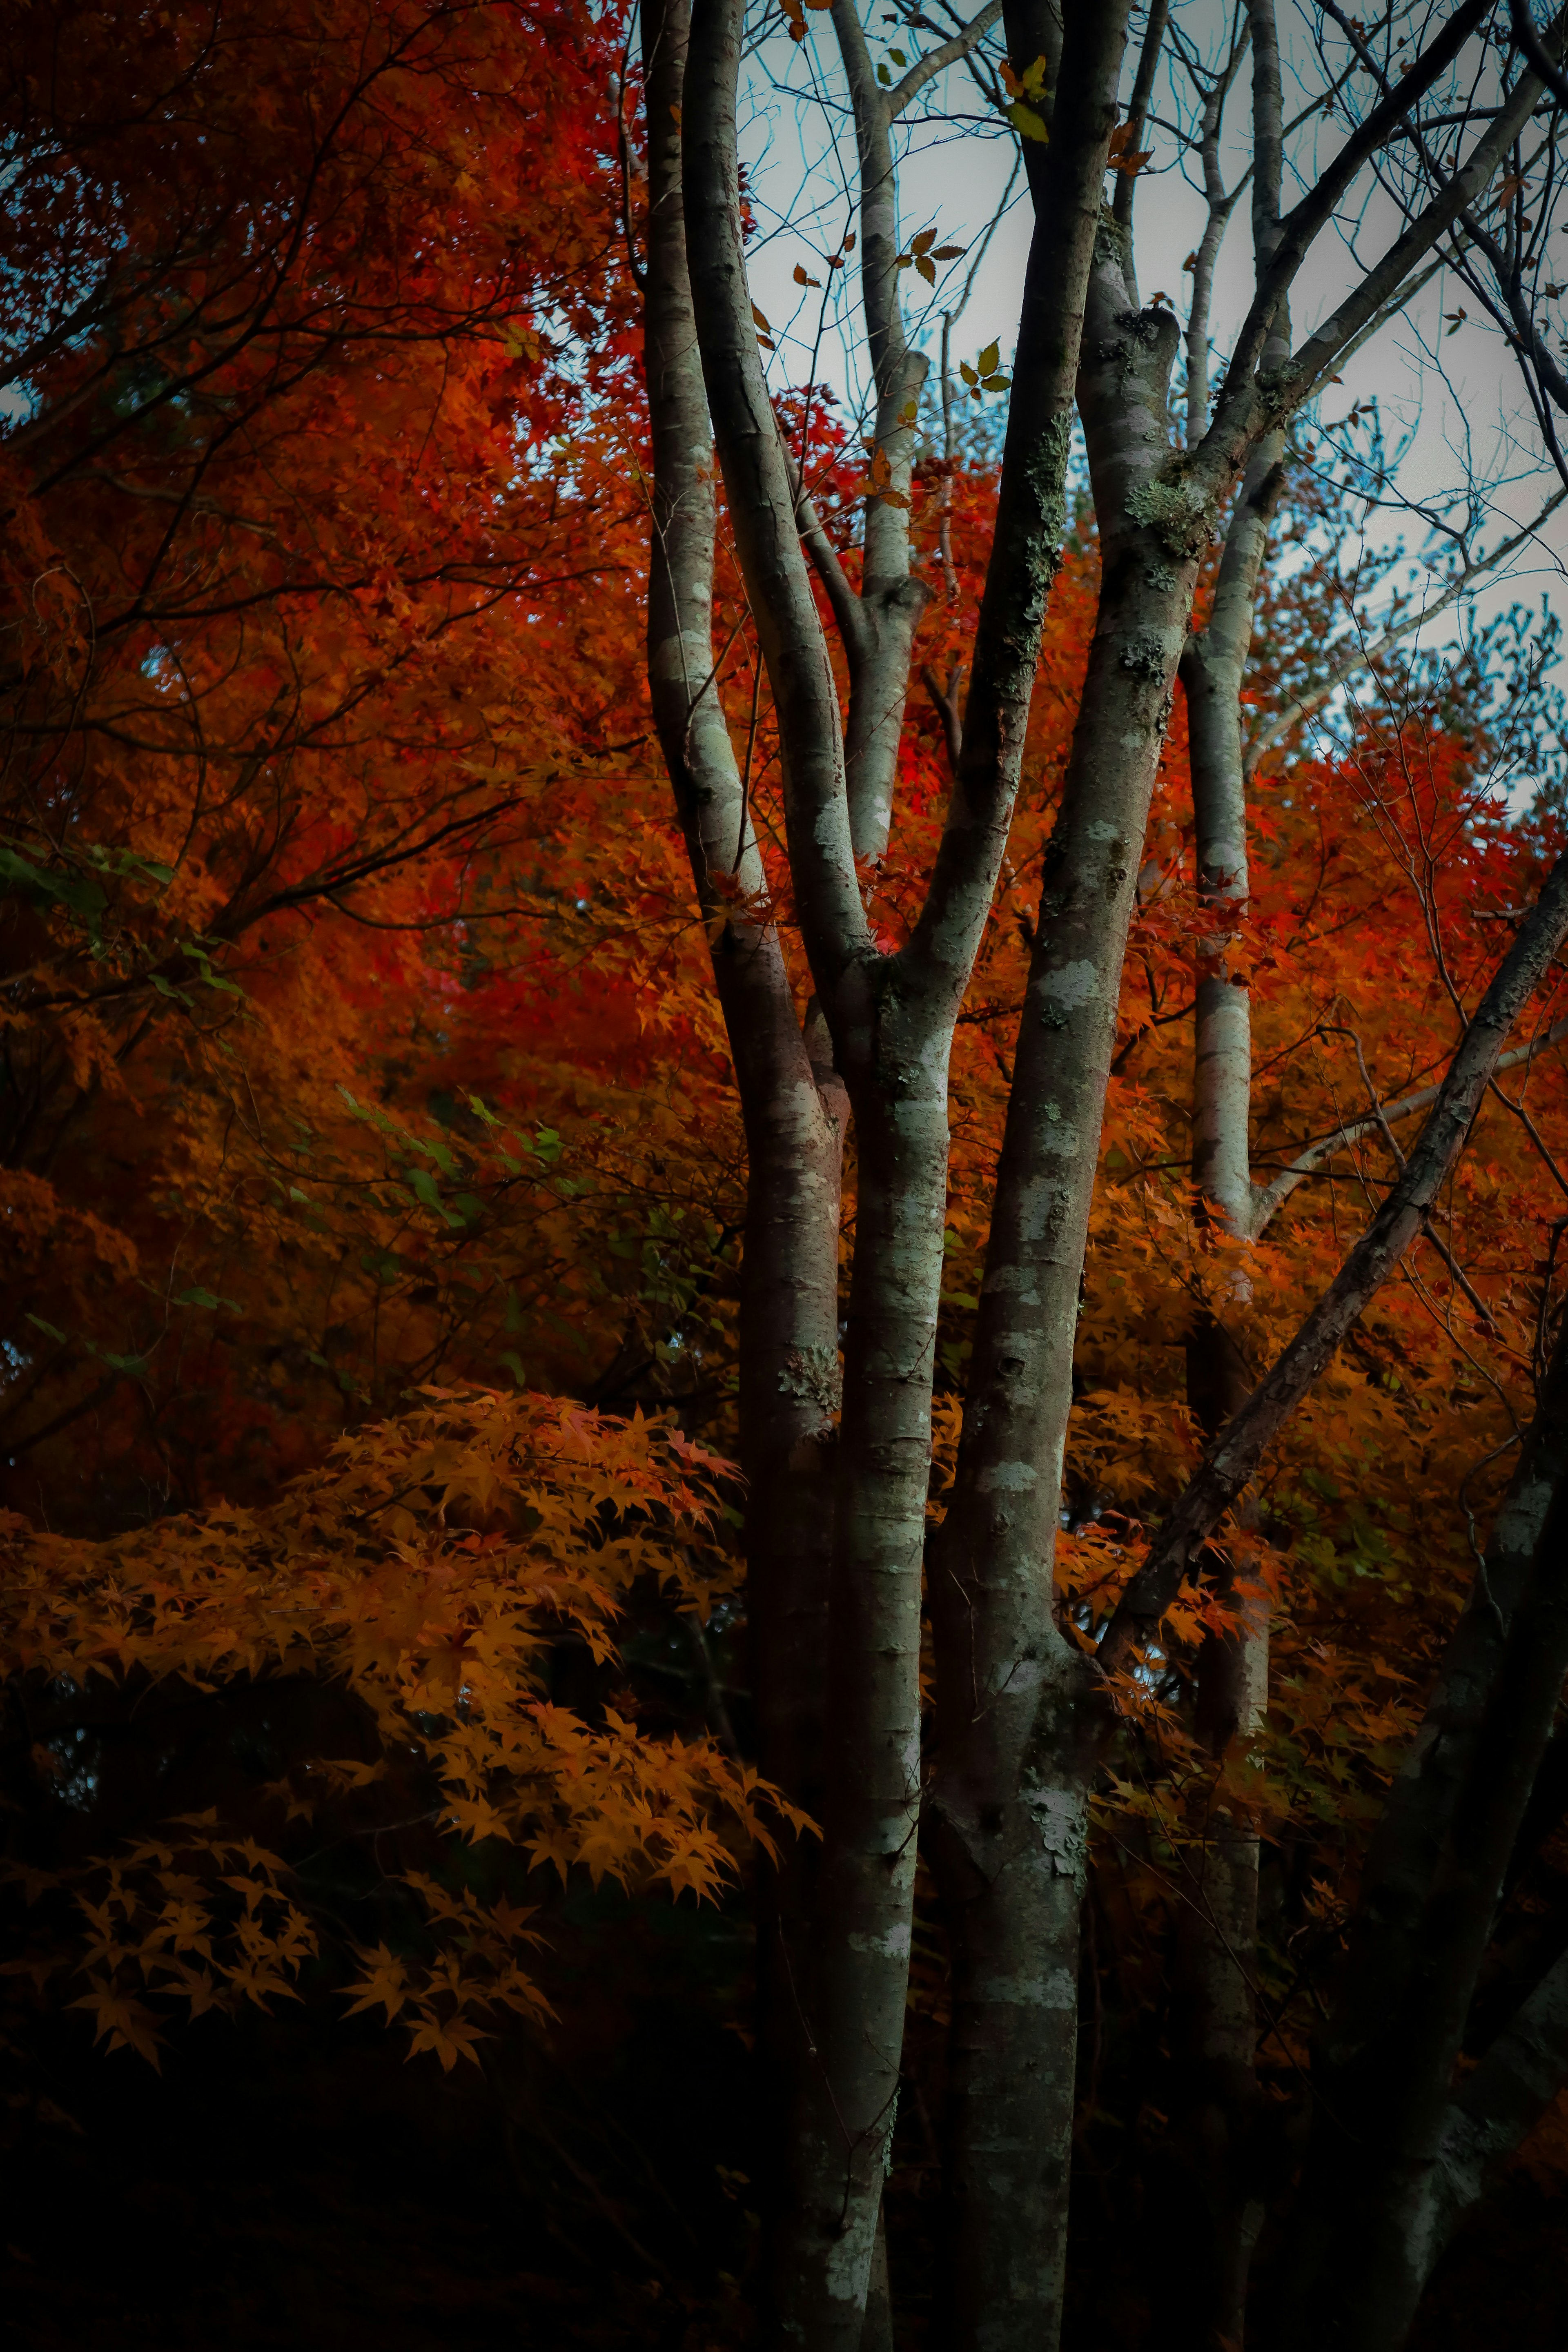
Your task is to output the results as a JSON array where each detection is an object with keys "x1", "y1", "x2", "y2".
[{"x1": 1, "y1": 1390, "x2": 795, "y2": 2068}]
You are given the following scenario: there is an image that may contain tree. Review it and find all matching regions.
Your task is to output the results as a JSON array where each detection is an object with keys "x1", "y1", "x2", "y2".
[
  {"x1": 635, "y1": 1, "x2": 1568, "y2": 2344},
  {"x1": 2, "y1": 0, "x2": 787, "y2": 2192},
  {"x1": 0, "y1": 0, "x2": 686, "y2": 1508},
  {"x1": 12, "y1": 5, "x2": 1568, "y2": 2347}
]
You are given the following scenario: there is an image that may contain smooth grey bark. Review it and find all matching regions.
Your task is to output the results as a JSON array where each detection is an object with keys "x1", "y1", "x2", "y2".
[
  {"x1": 1277, "y1": 1319, "x2": 1568, "y2": 2349},
  {"x1": 815, "y1": 0, "x2": 1023, "y2": 864},
  {"x1": 676, "y1": 31, "x2": 921, "y2": 2336},
  {"x1": 826, "y1": 0, "x2": 929, "y2": 860},
  {"x1": 924, "y1": 20, "x2": 1564, "y2": 2352},
  {"x1": 662, "y1": 5, "x2": 1564, "y2": 2345},
  {"x1": 1181, "y1": 20, "x2": 1250, "y2": 450},
  {"x1": 640, "y1": 0, "x2": 848, "y2": 2287},
  {"x1": 859, "y1": 2203, "x2": 894, "y2": 2352},
  {"x1": 783, "y1": 0, "x2": 1008, "y2": 867},
  {"x1": 1167, "y1": 13, "x2": 1287, "y2": 2333},
  {"x1": 683, "y1": 2, "x2": 1123, "y2": 2337},
  {"x1": 1170, "y1": 450, "x2": 1278, "y2": 2348},
  {"x1": 928, "y1": 204, "x2": 1190, "y2": 2352},
  {"x1": 646, "y1": 3, "x2": 1000, "y2": 2324},
  {"x1": 1108, "y1": 0, "x2": 1167, "y2": 305}
]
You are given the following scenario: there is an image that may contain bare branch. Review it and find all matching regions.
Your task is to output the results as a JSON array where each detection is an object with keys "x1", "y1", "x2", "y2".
[
  {"x1": 1250, "y1": 1015, "x2": 1568, "y2": 1237},
  {"x1": 1100, "y1": 852, "x2": 1568, "y2": 1676},
  {"x1": 1111, "y1": 0, "x2": 1169, "y2": 255},
  {"x1": 886, "y1": 0, "x2": 1005, "y2": 116},
  {"x1": 1274, "y1": 23, "x2": 1563, "y2": 418},
  {"x1": 686, "y1": 0, "x2": 870, "y2": 986},
  {"x1": 1509, "y1": 0, "x2": 1568, "y2": 109}
]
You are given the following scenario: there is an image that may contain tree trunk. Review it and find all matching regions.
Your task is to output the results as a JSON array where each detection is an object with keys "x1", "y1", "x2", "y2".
[
  {"x1": 1419, "y1": 1944, "x2": 1568, "y2": 2261},
  {"x1": 1167, "y1": 10, "x2": 1290, "y2": 2319},
  {"x1": 681, "y1": 5, "x2": 1129, "y2": 2335},
  {"x1": 921, "y1": 27, "x2": 1557, "y2": 2336},
  {"x1": 664, "y1": 8, "x2": 1563, "y2": 2346},
  {"x1": 929, "y1": 207, "x2": 1203, "y2": 2352},
  {"x1": 827, "y1": 0, "x2": 928, "y2": 861},
  {"x1": 676, "y1": 6, "x2": 957, "y2": 2336},
  {"x1": 640, "y1": 0, "x2": 847, "y2": 2286},
  {"x1": 1173, "y1": 417, "x2": 1280, "y2": 2352}
]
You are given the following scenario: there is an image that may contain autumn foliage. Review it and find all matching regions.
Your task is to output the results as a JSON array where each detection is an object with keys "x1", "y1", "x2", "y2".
[{"x1": 6, "y1": 4, "x2": 1568, "y2": 2345}]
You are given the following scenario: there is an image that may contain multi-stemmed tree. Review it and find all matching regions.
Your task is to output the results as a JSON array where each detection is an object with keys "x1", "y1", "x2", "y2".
[
  {"x1": 12, "y1": 3, "x2": 1568, "y2": 2343},
  {"x1": 637, "y1": 2, "x2": 1568, "y2": 2345}
]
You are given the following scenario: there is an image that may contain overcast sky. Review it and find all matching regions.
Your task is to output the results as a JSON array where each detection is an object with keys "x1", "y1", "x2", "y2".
[{"x1": 734, "y1": 2, "x2": 1568, "y2": 665}]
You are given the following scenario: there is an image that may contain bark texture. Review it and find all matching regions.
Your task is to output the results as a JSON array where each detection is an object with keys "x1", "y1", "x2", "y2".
[
  {"x1": 1166, "y1": 14, "x2": 1288, "y2": 2331},
  {"x1": 827, "y1": 0, "x2": 928, "y2": 861},
  {"x1": 656, "y1": 9, "x2": 1568, "y2": 2348},
  {"x1": 641, "y1": 0, "x2": 846, "y2": 2291},
  {"x1": 1423, "y1": 1946, "x2": 1568, "y2": 2250},
  {"x1": 920, "y1": 26, "x2": 1562, "y2": 2350},
  {"x1": 683, "y1": 5, "x2": 1132, "y2": 2336},
  {"x1": 929, "y1": 196, "x2": 1202, "y2": 2352}
]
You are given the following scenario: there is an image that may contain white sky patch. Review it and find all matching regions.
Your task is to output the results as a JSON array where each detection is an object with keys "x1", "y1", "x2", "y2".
[{"x1": 731, "y1": 0, "x2": 1568, "y2": 736}]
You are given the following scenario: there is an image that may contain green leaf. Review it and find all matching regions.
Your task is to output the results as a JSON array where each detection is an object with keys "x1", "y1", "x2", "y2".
[
  {"x1": 83, "y1": 843, "x2": 175, "y2": 886},
  {"x1": 174, "y1": 1287, "x2": 238, "y2": 1312},
  {"x1": 407, "y1": 1166, "x2": 466, "y2": 1227},
  {"x1": 0, "y1": 846, "x2": 107, "y2": 923},
  {"x1": 25, "y1": 1314, "x2": 68, "y2": 1345},
  {"x1": 179, "y1": 942, "x2": 244, "y2": 996},
  {"x1": 977, "y1": 340, "x2": 1001, "y2": 376},
  {"x1": 1005, "y1": 99, "x2": 1049, "y2": 142}
]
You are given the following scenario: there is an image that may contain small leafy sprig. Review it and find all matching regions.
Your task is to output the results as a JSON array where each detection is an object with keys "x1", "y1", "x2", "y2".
[{"x1": 959, "y1": 340, "x2": 1011, "y2": 401}]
